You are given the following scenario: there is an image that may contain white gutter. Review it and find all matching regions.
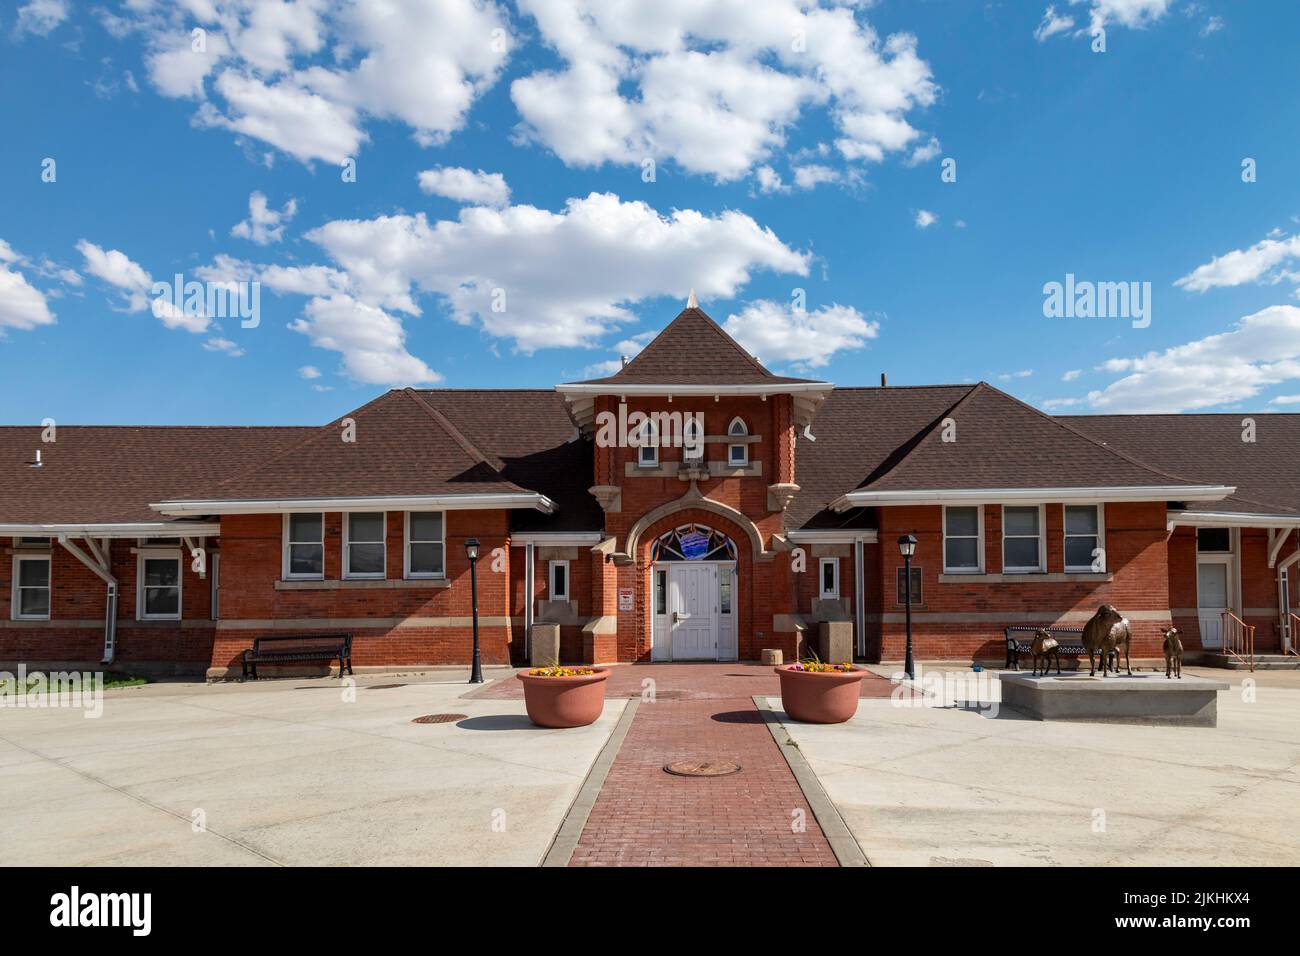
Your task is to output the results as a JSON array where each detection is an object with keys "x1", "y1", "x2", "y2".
[
  {"x1": 557, "y1": 382, "x2": 831, "y2": 398},
  {"x1": 831, "y1": 484, "x2": 1235, "y2": 511},
  {"x1": 786, "y1": 529, "x2": 879, "y2": 544},
  {"x1": 0, "y1": 522, "x2": 221, "y2": 538},
  {"x1": 510, "y1": 532, "x2": 603, "y2": 545},
  {"x1": 151, "y1": 493, "x2": 556, "y2": 516},
  {"x1": 1166, "y1": 510, "x2": 1300, "y2": 530}
]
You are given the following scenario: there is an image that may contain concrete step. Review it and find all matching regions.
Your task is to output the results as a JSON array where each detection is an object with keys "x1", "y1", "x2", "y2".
[{"x1": 1199, "y1": 653, "x2": 1300, "y2": 670}]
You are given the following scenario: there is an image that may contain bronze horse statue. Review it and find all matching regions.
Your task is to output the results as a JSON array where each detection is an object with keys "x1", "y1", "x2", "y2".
[
  {"x1": 1163, "y1": 626, "x2": 1183, "y2": 679},
  {"x1": 1031, "y1": 628, "x2": 1060, "y2": 676},
  {"x1": 1081, "y1": 605, "x2": 1133, "y2": 676}
]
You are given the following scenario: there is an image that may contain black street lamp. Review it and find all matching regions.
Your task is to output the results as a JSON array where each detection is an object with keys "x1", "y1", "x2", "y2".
[
  {"x1": 898, "y1": 534, "x2": 917, "y2": 680},
  {"x1": 465, "y1": 537, "x2": 483, "y2": 684}
]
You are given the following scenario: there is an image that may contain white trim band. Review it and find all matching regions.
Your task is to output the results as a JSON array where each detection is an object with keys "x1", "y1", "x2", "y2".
[
  {"x1": 831, "y1": 484, "x2": 1234, "y2": 510},
  {"x1": 0, "y1": 522, "x2": 221, "y2": 538},
  {"x1": 1166, "y1": 510, "x2": 1300, "y2": 529},
  {"x1": 151, "y1": 493, "x2": 556, "y2": 516}
]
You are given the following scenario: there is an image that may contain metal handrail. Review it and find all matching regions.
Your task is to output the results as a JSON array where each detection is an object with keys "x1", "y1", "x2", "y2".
[
  {"x1": 1287, "y1": 613, "x2": 1300, "y2": 658},
  {"x1": 1222, "y1": 611, "x2": 1256, "y2": 672}
]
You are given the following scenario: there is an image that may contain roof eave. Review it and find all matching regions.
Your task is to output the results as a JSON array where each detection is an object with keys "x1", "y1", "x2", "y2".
[
  {"x1": 151, "y1": 492, "x2": 557, "y2": 516},
  {"x1": 830, "y1": 485, "x2": 1236, "y2": 511},
  {"x1": 0, "y1": 521, "x2": 222, "y2": 538},
  {"x1": 1166, "y1": 509, "x2": 1300, "y2": 529}
]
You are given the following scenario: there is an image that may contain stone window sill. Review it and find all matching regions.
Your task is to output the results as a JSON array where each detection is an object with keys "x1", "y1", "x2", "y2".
[
  {"x1": 937, "y1": 572, "x2": 1114, "y2": 584},
  {"x1": 275, "y1": 578, "x2": 450, "y2": 590}
]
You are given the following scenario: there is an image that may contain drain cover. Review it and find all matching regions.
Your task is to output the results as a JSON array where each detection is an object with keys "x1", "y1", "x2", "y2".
[
  {"x1": 368, "y1": 683, "x2": 406, "y2": 690},
  {"x1": 664, "y1": 758, "x2": 741, "y2": 777},
  {"x1": 412, "y1": 713, "x2": 467, "y2": 724}
]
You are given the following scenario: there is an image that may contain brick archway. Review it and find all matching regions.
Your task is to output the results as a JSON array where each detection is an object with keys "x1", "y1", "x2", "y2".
[{"x1": 623, "y1": 489, "x2": 769, "y2": 562}]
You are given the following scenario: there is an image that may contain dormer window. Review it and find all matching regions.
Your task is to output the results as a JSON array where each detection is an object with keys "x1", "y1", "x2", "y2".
[
  {"x1": 637, "y1": 419, "x2": 659, "y2": 468},
  {"x1": 727, "y1": 417, "x2": 748, "y2": 466}
]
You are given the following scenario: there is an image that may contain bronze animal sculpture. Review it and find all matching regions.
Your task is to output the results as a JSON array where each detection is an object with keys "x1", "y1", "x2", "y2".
[
  {"x1": 1081, "y1": 604, "x2": 1125, "y2": 677},
  {"x1": 1163, "y1": 626, "x2": 1183, "y2": 679},
  {"x1": 1107, "y1": 615, "x2": 1133, "y2": 676},
  {"x1": 1031, "y1": 628, "x2": 1060, "y2": 676}
]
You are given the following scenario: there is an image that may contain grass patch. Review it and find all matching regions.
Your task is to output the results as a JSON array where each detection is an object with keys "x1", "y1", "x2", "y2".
[{"x1": 0, "y1": 671, "x2": 151, "y2": 692}]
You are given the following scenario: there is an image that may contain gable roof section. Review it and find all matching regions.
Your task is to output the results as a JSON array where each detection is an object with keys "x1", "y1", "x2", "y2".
[
  {"x1": 787, "y1": 385, "x2": 972, "y2": 530},
  {"x1": 1067, "y1": 413, "x2": 1300, "y2": 519},
  {"x1": 156, "y1": 389, "x2": 540, "y2": 509},
  {"x1": 569, "y1": 307, "x2": 819, "y2": 386},
  {"x1": 827, "y1": 383, "x2": 1233, "y2": 511},
  {"x1": 0, "y1": 425, "x2": 311, "y2": 527}
]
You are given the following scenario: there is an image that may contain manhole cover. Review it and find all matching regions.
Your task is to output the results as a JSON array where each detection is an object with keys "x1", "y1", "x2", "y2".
[
  {"x1": 664, "y1": 758, "x2": 741, "y2": 777},
  {"x1": 368, "y1": 683, "x2": 406, "y2": 690},
  {"x1": 412, "y1": 713, "x2": 467, "y2": 724}
]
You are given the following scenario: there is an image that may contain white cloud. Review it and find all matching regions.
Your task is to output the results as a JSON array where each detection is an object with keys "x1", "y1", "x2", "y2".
[
  {"x1": 300, "y1": 191, "x2": 809, "y2": 354},
  {"x1": 1084, "y1": 305, "x2": 1300, "y2": 412},
  {"x1": 1062, "y1": 368, "x2": 1083, "y2": 381},
  {"x1": 792, "y1": 165, "x2": 841, "y2": 190},
  {"x1": 1200, "y1": 15, "x2": 1224, "y2": 36},
  {"x1": 290, "y1": 295, "x2": 441, "y2": 386},
  {"x1": 510, "y1": 0, "x2": 938, "y2": 181},
  {"x1": 1034, "y1": 6, "x2": 1075, "y2": 42},
  {"x1": 1043, "y1": 397, "x2": 1082, "y2": 410},
  {"x1": 0, "y1": 239, "x2": 56, "y2": 333},
  {"x1": 231, "y1": 192, "x2": 298, "y2": 245},
  {"x1": 299, "y1": 365, "x2": 322, "y2": 379},
  {"x1": 1175, "y1": 233, "x2": 1300, "y2": 293},
  {"x1": 14, "y1": 0, "x2": 68, "y2": 38},
  {"x1": 723, "y1": 300, "x2": 878, "y2": 369},
  {"x1": 77, "y1": 239, "x2": 210, "y2": 333},
  {"x1": 116, "y1": 0, "x2": 510, "y2": 166},
  {"x1": 1269, "y1": 394, "x2": 1300, "y2": 406},
  {"x1": 417, "y1": 167, "x2": 510, "y2": 207},
  {"x1": 755, "y1": 166, "x2": 787, "y2": 194},
  {"x1": 905, "y1": 136, "x2": 942, "y2": 166},
  {"x1": 914, "y1": 209, "x2": 937, "y2": 228},
  {"x1": 203, "y1": 336, "x2": 244, "y2": 357},
  {"x1": 998, "y1": 369, "x2": 1034, "y2": 381}
]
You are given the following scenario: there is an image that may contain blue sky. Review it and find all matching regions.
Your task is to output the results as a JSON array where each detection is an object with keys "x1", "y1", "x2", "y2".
[{"x1": 1, "y1": 0, "x2": 1298, "y2": 425}]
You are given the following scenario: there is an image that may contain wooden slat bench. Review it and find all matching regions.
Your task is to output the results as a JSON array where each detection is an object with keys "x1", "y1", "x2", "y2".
[
  {"x1": 241, "y1": 633, "x2": 354, "y2": 680},
  {"x1": 1004, "y1": 625, "x2": 1088, "y2": 671}
]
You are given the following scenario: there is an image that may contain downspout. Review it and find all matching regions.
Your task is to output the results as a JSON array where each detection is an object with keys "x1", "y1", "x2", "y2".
[
  {"x1": 57, "y1": 535, "x2": 118, "y2": 665},
  {"x1": 1277, "y1": 533, "x2": 1300, "y2": 653},
  {"x1": 854, "y1": 538, "x2": 866, "y2": 660},
  {"x1": 523, "y1": 542, "x2": 535, "y2": 663}
]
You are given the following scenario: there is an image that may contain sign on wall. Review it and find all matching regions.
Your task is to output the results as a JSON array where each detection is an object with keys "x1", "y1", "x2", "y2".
[{"x1": 618, "y1": 587, "x2": 635, "y2": 611}]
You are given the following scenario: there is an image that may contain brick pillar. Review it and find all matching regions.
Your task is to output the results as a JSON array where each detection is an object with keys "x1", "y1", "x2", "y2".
[{"x1": 584, "y1": 544, "x2": 619, "y2": 664}]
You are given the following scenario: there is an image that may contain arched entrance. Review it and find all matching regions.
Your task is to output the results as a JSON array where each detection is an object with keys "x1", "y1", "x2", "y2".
[{"x1": 648, "y1": 524, "x2": 738, "y2": 661}]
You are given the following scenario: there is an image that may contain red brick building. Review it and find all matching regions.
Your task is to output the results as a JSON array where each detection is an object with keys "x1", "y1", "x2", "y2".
[{"x1": 3, "y1": 304, "x2": 1297, "y2": 675}]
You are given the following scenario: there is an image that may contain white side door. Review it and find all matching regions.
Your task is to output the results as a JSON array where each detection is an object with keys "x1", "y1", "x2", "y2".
[
  {"x1": 670, "y1": 564, "x2": 717, "y2": 660},
  {"x1": 1197, "y1": 556, "x2": 1231, "y2": 649}
]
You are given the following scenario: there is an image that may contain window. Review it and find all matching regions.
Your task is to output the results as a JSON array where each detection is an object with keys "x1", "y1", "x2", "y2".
[
  {"x1": 138, "y1": 553, "x2": 180, "y2": 620},
  {"x1": 549, "y1": 560, "x2": 569, "y2": 601},
  {"x1": 943, "y1": 505, "x2": 983, "y2": 572},
  {"x1": 636, "y1": 419, "x2": 658, "y2": 467},
  {"x1": 895, "y1": 566, "x2": 922, "y2": 605},
  {"x1": 12, "y1": 554, "x2": 50, "y2": 620},
  {"x1": 819, "y1": 557, "x2": 840, "y2": 599},
  {"x1": 1002, "y1": 505, "x2": 1043, "y2": 572},
  {"x1": 345, "y1": 512, "x2": 386, "y2": 578},
  {"x1": 405, "y1": 511, "x2": 445, "y2": 578},
  {"x1": 654, "y1": 569, "x2": 667, "y2": 615},
  {"x1": 1064, "y1": 505, "x2": 1104, "y2": 572},
  {"x1": 284, "y1": 512, "x2": 324, "y2": 579},
  {"x1": 727, "y1": 417, "x2": 748, "y2": 466},
  {"x1": 1197, "y1": 527, "x2": 1231, "y2": 553},
  {"x1": 15, "y1": 536, "x2": 49, "y2": 547},
  {"x1": 682, "y1": 415, "x2": 703, "y2": 460},
  {"x1": 720, "y1": 566, "x2": 733, "y2": 614}
]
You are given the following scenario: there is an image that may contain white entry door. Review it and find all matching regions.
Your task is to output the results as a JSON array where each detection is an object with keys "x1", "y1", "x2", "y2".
[
  {"x1": 1197, "y1": 557, "x2": 1231, "y2": 649},
  {"x1": 669, "y1": 564, "x2": 717, "y2": 660}
]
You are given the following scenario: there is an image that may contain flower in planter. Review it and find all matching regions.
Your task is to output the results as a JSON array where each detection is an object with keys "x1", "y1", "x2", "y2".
[
  {"x1": 527, "y1": 665, "x2": 596, "y2": 677},
  {"x1": 790, "y1": 651, "x2": 855, "y2": 673}
]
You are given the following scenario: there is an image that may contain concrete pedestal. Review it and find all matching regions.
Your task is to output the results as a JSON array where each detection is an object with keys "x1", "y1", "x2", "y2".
[
  {"x1": 817, "y1": 620, "x2": 854, "y2": 665},
  {"x1": 529, "y1": 623, "x2": 561, "y2": 668},
  {"x1": 1000, "y1": 673, "x2": 1230, "y2": 727}
]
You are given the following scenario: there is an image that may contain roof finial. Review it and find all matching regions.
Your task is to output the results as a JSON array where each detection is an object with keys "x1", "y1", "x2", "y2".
[{"x1": 686, "y1": 288, "x2": 698, "y2": 309}]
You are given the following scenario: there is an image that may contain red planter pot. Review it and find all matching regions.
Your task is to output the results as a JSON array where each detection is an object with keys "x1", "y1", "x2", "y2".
[
  {"x1": 775, "y1": 665, "x2": 867, "y2": 724},
  {"x1": 517, "y1": 668, "x2": 611, "y2": 728}
]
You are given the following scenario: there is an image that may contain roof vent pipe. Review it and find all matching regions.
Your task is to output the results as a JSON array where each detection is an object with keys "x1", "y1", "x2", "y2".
[
  {"x1": 621, "y1": 355, "x2": 630, "y2": 368},
  {"x1": 880, "y1": 372, "x2": 887, "y2": 387},
  {"x1": 29, "y1": 449, "x2": 42, "y2": 468}
]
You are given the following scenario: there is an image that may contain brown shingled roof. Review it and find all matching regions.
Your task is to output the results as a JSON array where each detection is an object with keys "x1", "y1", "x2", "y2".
[
  {"x1": 0, "y1": 425, "x2": 311, "y2": 525},
  {"x1": 570, "y1": 307, "x2": 821, "y2": 386},
  {"x1": 1067, "y1": 413, "x2": 1300, "y2": 517}
]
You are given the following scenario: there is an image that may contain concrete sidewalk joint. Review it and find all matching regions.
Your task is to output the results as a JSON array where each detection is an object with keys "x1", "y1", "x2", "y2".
[{"x1": 753, "y1": 695, "x2": 870, "y2": 868}]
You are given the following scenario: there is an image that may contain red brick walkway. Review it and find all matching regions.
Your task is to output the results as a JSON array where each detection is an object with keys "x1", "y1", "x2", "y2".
[{"x1": 471, "y1": 663, "x2": 893, "y2": 867}]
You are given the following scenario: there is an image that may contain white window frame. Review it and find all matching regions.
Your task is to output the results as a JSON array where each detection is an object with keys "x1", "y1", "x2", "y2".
[
  {"x1": 636, "y1": 419, "x2": 659, "y2": 468},
  {"x1": 343, "y1": 511, "x2": 387, "y2": 580},
  {"x1": 682, "y1": 415, "x2": 704, "y2": 460},
  {"x1": 549, "y1": 560, "x2": 570, "y2": 602},
  {"x1": 943, "y1": 504, "x2": 985, "y2": 574},
  {"x1": 727, "y1": 417, "x2": 749, "y2": 466},
  {"x1": 1001, "y1": 504, "x2": 1045, "y2": 573},
  {"x1": 283, "y1": 512, "x2": 325, "y2": 580},
  {"x1": 404, "y1": 510, "x2": 446, "y2": 579},
  {"x1": 137, "y1": 549, "x2": 182, "y2": 621},
  {"x1": 818, "y1": 557, "x2": 840, "y2": 599},
  {"x1": 1063, "y1": 503, "x2": 1106, "y2": 572},
  {"x1": 11, "y1": 553, "x2": 51, "y2": 621}
]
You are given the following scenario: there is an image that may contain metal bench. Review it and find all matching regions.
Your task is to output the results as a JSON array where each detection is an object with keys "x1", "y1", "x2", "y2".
[
  {"x1": 1004, "y1": 625, "x2": 1089, "y2": 671},
  {"x1": 241, "y1": 633, "x2": 353, "y2": 680}
]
